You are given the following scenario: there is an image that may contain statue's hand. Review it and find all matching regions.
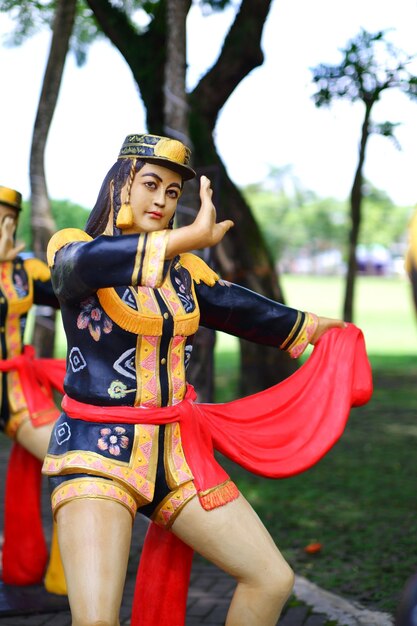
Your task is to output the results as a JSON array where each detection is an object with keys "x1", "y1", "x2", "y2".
[
  {"x1": 0, "y1": 215, "x2": 25, "y2": 261},
  {"x1": 310, "y1": 316, "x2": 347, "y2": 344},
  {"x1": 165, "y1": 176, "x2": 234, "y2": 258},
  {"x1": 192, "y1": 176, "x2": 234, "y2": 248}
]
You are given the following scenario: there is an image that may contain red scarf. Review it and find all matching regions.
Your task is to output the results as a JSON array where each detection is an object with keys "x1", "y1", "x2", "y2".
[{"x1": 62, "y1": 324, "x2": 373, "y2": 625}]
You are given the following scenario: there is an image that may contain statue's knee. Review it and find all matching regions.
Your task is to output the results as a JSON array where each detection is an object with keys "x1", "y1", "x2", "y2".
[
  {"x1": 260, "y1": 559, "x2": 295, "y2": 602},
  {"x1": 274, "y1": 562, "x2": 295, "y2": 600}
]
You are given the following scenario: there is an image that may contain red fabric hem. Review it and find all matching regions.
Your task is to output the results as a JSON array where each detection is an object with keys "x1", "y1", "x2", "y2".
[{"x1": 199, "y1": 480, "x2": 240, "y2": 511}]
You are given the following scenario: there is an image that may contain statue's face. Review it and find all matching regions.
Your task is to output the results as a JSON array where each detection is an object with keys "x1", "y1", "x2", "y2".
[{"x1": 120, "y1": 162, "x2": 182, "y2": 235}]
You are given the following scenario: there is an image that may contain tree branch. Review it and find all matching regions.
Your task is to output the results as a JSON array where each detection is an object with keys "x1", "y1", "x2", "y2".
[
  {"x1": 86, "y1": 0, "x2": 171, "y2": 131},
  {"x1": 85, "y1": 0, "x2": 140, "y2": 66},
  {"x1": 192, "y1": 0, "x2": 273, "y2": 128}
]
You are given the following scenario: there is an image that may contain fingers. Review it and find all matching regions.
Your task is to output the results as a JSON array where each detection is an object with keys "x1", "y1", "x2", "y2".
[
  {"x1": 219, "y1": 219, "x2": 234, "y2": 234},
  {"x1": 2, "y1": 215, "x2": 15, "y2": 224},
  {"x1": 2, "y1": 215, "x2": 16, "y2": 230},
  {"x1": 14, "y1": 241, "x2": 26, "y2": 254},
  {"x1": 199, "y1": 176, "x2": 213, "y2": 205},
  {"x1": 5, "y1": 242, "x2": 25, "y2": 261},
  {"x1": 327, "y1": 319, "x2": 346, "y2": 329},
  {"x1": 211, "y1": 220, "x2": 234, "y2": 245},
  {"x1": 320, "y1": 316, "x2": 346, "y2": 327},
  {"x1": 199, "y1": 175, "x2": 211, "y2": 191},
  {"x1": 310, "y1": 316, "x2": 347, "y2": 344},
  {"x1": 0, "y1": 217, "x2": 17, "y2": 247},
  {"x1": 195, "y1": 176, "x2": 233, "y2": 246}
]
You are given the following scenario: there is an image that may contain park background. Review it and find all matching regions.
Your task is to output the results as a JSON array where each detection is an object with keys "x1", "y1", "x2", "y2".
[{"x1": 1, "y1": 0, "x2": 417, "y2": 621}]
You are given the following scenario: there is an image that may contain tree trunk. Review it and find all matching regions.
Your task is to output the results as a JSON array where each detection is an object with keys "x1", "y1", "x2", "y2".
[
  {"x1": 87, "y1": 0, "x2": 296, "y2": 392},
  {"x1": 163, "y1": 0, "x2": 215, "y2": 401},
  {"x1": 343, "y1": 103, "x2": 372, "y2": 322},
  {"x1": 29, "y1": 0, "x2": 77, "y2": 357},
  {"x1": 200, "y1": 151, "x2": 296, "y2": 396}
]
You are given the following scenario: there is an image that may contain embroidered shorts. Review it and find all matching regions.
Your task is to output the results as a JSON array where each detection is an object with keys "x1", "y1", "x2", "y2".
[{"x1": 43, "y1": 413, "x2": 198, "y2": 528}]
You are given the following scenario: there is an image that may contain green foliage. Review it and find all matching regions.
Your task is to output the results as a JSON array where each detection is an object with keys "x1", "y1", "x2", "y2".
[
  {"x1": 196, "y1": 0, "x2": 233, "y2": 11},
  {"x1": 0, "y1": 0, "x2": 236, "y2": 64},
  {"x1": 359, "y1": 183, "x2": 412, "y2": 247},
  {"x1": 0, "y1": 0, "x2": 56, "y2": 45},
  {"x1": 245, "y1": 187, "x2": 347, "y2": 263},
  {"x1": 71, "y1": 1, "x2": 104, "y2": 66},
  {"x1": 242, "y1": 170, "x2": 411, "y2": 267},
  {"x1": 0, "y1": 0, "x2": 151, "y2": 64},
  {"x1": 16, "y1": 198, "x2": 90, "y2": 250},
  {"x1": 311, "y1": 28, "x2": 417, "y2": 109},
  {"x1": 370, "y1": 121, "x2": 401, "y2": 150}
]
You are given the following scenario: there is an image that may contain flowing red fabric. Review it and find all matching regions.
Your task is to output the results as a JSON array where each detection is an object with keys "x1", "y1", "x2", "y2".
[
  {"x1": 130, "y1": 324, "x2": 372, "y2": 626},
  {"x1": 2, "y1": 443, "x2": 48, "y2": 585},
  {"x1": 201, "y1": 321, "x2": 372, "y2": 477},
  {"x1": 0, "y1": 347, "x2": 66, "y2": 585},
  {"x1": 0, "y1": 346, "x2": 66, "y2": 424},
  {"x1": 132, "y1": 523, "x2": 194, "y2": 626}
]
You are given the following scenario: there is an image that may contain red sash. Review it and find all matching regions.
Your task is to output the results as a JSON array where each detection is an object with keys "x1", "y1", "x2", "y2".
[{"x1": 61, "y1": 324, "x2": 372, "y2": 625}]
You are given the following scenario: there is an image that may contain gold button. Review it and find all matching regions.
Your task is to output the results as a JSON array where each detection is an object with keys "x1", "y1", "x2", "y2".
[
  {"x1": 0, "y1": 297, "x2": 4, "y2": 303},
  {"x1": 163, "y1": 312, "x2": 169, "y2": 319},
  {"x1": 160, "y1": 358, "x2": 167, "y2": 365},
  {"x1": 0, "y1": 327, "x2": 4, "y2": 332}
]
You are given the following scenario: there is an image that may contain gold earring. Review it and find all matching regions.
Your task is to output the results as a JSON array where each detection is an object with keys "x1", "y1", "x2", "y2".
[{"x1": 116, "y1": 202, "x2": 134, "y2": 229}]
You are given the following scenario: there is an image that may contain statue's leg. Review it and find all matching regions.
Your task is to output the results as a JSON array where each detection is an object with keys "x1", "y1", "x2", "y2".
[
  {"x1": 55, "y1": 498, "x2": 132, "y2": 626},
  {"x1": 172, "y1": 492, "x2": 294, "y2": 626},
  {"x1": 16, "y1": 419, "x2": 54, "y2": 461}
]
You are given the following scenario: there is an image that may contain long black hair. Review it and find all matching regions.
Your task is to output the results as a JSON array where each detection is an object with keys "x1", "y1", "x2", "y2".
[{"x1": 85, "y1": 158, "x2": 146, "y2": 238}]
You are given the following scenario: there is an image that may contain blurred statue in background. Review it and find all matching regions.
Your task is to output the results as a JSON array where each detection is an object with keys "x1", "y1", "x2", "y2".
[
  {"x1": 0, "y1": 185, "x2": 66, "y2": 594},
  {"x1": 396, "y1": 571, "x2": 417, "y2": 626}
]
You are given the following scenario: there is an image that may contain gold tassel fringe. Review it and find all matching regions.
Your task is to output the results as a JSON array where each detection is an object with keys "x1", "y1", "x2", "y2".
[{"x1": 198, "y1": 480, "x2": 240, "y2": 511}]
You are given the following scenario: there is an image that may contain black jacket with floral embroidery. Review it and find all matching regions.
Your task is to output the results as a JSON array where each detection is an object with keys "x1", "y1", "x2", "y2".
[{"x1": 47, "y1": 229, "x2": 309, "y2": 409}]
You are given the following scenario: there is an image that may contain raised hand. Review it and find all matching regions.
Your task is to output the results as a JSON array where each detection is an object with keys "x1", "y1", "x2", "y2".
[
  {"x1": 0, "y1": 215, "x2": 25, "y2": 262},
  {"x1": 192, "y1": 176, "x2": 234, "y2": 248},
  {"x1": 166, "y1": 176, "x2": 234, "y2": 258}
]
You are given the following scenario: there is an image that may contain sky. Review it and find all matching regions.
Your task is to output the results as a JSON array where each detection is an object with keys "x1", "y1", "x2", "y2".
[{"x1": 1, "y1": 0, "x2": 417, "y2": 210}]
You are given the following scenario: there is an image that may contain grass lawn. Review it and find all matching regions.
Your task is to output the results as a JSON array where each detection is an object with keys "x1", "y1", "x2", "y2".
[{"x1": 214, "y1": 274, "x2": 417, "y2": 617}]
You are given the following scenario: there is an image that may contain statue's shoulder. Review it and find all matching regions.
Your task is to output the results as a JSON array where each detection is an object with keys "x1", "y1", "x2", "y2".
[{"x1": 47, "y1": 228, "x2": 92, "y2": 268}]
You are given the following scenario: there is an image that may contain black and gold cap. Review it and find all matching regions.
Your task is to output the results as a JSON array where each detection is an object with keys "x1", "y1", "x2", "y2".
[
  {"x1": 0, "y1": 186, "x2": 22, "y2": 212},
  {"x1": 118, "y1": 133, "x2": 196, "y2": 181}
]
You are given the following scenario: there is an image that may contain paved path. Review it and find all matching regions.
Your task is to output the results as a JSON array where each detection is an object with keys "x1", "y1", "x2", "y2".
[{"x1": 0, "y1": 437, "x2": 394, "y2": 626}]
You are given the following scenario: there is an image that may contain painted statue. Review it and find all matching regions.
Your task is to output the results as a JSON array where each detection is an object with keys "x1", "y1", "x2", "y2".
[
  {"x1": 0, "y1": 185, "x2": 66, "y2": 594},
  {"x1": 42, "y1": 135, "x2": 372, "y2": 625}
]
